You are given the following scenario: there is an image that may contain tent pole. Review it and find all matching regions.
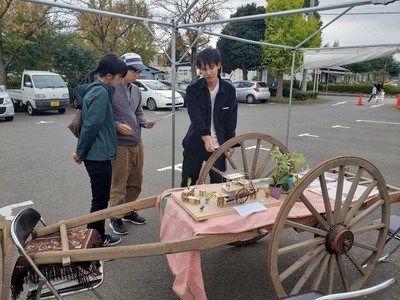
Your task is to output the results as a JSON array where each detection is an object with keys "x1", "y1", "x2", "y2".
[
  {"x1": 286, "y1": 50, "x2": 297, "y2": 148},
  {"x1": 171, "y1": 21, "x2": 177, "y2": 187}
]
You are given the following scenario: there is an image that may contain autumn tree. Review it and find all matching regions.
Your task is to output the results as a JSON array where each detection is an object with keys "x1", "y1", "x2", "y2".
[
  {"x1": 0, "y1": 0, "x2": 52, "y2": 85},
  {"x1": 262, "y1": 0, "x2": 321, "y2": 97},
  {"x1": 74, "y1": 0, "x2": 156, "y2": 63},
  {"x1": 217, "y1": 3, "x2": 266, "y2": 80},
  {"x1": 149, "y1": 0, "x2": 228, "y2": 81}
]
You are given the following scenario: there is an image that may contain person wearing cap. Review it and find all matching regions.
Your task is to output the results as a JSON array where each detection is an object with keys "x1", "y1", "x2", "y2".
[{"x1": 108, "y1": 52, "x2": 155, "y2": 235}]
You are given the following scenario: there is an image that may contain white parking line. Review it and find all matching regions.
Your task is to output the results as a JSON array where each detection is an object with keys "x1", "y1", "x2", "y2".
[
  {"x1": 36, "y1": 121, "x2": 55, "y2": 124},
  {"x1": 331, "y1": 125, "x2": 350, "y2": 129},
  {"x1": 245, "y1": 145, "x2": 270, "y2": 151},
  {"x1": 157, "y1": 163, "x2": 183, "y2": 172},
  {"x1": 356, "y1": 120, "x2": 400, "y2": 125},
  {"x1": 298, "y1": 133, "x2": 319, "y2": 138},
  {"x1": 370, "y1": 103, "x2": 384, "y2": 108},
  {"x1": 331, "y1": 102, "x2": 347, "y2": 106},
  {"x1": 0, "y1": 200, "x2": 34, "y2": 220}
]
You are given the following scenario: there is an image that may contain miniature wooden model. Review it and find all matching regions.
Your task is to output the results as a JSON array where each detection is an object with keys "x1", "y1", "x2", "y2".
[
  {"x1": 188, "y1": 196, "x2": 201, "y2": 205},
  {"x1": 181, "y1": 188, "x2": 195, "y2": 202},
  {"x1": 219, "y1": 172, "x2": 257, "y2": 205}
]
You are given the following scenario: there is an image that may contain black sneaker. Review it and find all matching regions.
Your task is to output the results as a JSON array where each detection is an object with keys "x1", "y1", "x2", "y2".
[
  {"x1": 122, "y1": 212, "x2": 146, "y2": 225},
  {"x1": 109, "y1": 219, "x2": 128, "y2": 235},
  {"x1": 102, "y1": 234, "x2": 121, "y2": 247}
]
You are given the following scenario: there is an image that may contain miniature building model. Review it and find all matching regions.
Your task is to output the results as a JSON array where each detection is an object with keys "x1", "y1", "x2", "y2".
[{"x1": 181, "y1": 188, "x2": 195, "y2": 202}]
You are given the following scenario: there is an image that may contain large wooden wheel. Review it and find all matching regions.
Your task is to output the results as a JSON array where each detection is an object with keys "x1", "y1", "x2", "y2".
[
  {"x1": 197, "y1": 133, "x2": 289, "y2": 245},
  {"x1": 267, "y1": 156, "x2": 390, "y2": 297},
  {"x1": 197, "y1": 133, "x2": 289, "y2": 184}
]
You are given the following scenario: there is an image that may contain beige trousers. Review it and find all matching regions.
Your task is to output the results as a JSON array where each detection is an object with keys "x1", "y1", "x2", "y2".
[{"x1": 109, "y1": 143, "x2": 144, "y2": 219}]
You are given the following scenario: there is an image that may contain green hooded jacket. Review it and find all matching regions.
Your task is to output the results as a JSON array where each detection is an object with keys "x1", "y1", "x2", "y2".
[{"x1": 76, "y1": 79, "x2": 117, "y2": 161}]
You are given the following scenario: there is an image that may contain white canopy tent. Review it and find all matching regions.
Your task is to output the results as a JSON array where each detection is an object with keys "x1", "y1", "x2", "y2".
[
  {"x1": 21, "y1": 0, "x2": 400, "y2": 186},
  {"x1": 302, "y1": 45, "x2": 400, "y2": 69}
]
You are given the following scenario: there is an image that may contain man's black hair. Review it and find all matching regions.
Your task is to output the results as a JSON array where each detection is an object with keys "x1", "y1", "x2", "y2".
[
  {"x1": 195, "y1": 47, "x2": 222, "y2": 69},
  {"x1": 96, "y1": 53, "x2": 128, "y2": 78}
]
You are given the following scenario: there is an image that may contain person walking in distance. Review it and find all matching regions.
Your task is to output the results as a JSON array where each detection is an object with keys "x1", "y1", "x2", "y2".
[
  {"x1": 108, "y1": 53, "x2": 155, "y2": 235},
  {"x1": 73, "y1": 53, "x2": 127, "y2": 247},
  {"x1": 368, "y1": 83, "x2": 377, "y2": 102},
  {"x1": 181, "y1": 47, "x2": 238, "y2": 187}
]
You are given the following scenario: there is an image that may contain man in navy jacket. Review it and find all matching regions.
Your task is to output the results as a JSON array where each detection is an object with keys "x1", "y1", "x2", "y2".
[{"x1": 181, "y1": 48, "x2": 237, "y2": 187}]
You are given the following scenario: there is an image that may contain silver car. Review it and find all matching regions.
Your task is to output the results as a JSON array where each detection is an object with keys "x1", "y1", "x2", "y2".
[
  {"x1": 233, "y1": 80, "x2": 270, "y2": 104},
  {"x1": 0, "y1": 85, "x2": 14, "y2": 121}
]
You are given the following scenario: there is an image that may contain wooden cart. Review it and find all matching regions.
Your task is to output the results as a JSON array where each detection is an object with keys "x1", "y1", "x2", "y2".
[{"x1": 2, "y1": 133, "x2": 400, "y2": 299}]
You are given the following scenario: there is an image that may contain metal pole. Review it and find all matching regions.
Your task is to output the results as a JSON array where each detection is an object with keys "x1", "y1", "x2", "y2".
[
  {"x1": 170, "y1": 22, "x2": 177, "y2": 187},
  {"x1": 286, "y1": 50, "x2": 297, "y2": 148}
]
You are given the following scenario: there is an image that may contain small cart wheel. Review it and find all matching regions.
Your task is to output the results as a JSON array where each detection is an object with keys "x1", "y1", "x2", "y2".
[
  {"x1": 197, "y1": 133, "x2": 289, "y2": 184},
  {"x1": 236, "y1": 188, "x2": 249, "y2": 204},
  {"x1": 267, "y1": 156, "x2": 390, "y2": 297},
  {"x1": 197, "y1": 133, "x2": 289, "y2": 246}
]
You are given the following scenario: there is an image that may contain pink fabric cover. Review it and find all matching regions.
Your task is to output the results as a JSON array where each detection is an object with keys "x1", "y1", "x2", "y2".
[{"x1": 156, "y1": 185, "x2": 326, "y2": 300}]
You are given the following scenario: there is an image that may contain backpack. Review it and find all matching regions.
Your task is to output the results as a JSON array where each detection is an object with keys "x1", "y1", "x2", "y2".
[{"x1": 67, "y1": 110, "x2": 82, "y2": 138}]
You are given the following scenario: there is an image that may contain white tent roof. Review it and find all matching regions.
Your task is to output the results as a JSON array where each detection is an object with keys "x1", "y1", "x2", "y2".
[{"x1": 301, "y1": 45, "x2": 400, "y2": 69}]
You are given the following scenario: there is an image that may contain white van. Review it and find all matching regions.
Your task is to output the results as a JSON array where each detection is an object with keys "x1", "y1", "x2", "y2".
[{"x1": 8, "y1": 70, "x2": 70, "y2": 115}]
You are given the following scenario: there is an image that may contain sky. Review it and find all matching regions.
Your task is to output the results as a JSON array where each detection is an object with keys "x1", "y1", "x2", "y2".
[{"x1": 225, "y1": 0, "x2": 400, "y2": 48}]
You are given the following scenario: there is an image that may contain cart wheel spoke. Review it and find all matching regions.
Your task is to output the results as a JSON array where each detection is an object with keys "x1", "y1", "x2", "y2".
[
  {"x1": 327, "y1": 255, "x2": 335, "y2": 294},
  {"x1": 290, "y1": 248, "x2": 326, "y2": 295},
  {"x1": 311, "y1": 253, "x2": 330, "y2": 290},
  {"x1": 197, "y1": 133, "x2": 289, "y2": 184},
  {"x1": 346, "y1": 199, "x2": 383, "y2": 228},
  {"x1": 336, "y1": 254, "x2": 349, "y2": 291},
  {"x1": 278, "y1": 237, "x2": 325, "y2": 256},
  {"x1": 345, "y1": 250, "x2": 367, "y2": 275},
  {"x1": 299, "y1": 194, "x2": 330, "y2": 230},
  {"x1": 267, "y1": 156, "x2": 390, "y2": 297},
  {"x1": 280, "y1": 245, "x2": 325, "y2": 282},
  {"x1": 338, "y1": 167, "x2": 364, "y2": 223},
  {"x1": 285, "y1": 220, "x2": 327, "y2": 237},
  {"x1": 318, "y1": 174, "x2": 334, "y2": 226}
]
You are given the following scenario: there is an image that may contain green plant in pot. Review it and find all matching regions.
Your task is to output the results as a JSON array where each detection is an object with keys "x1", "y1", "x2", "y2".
[{"x1": 267, "y1": 149, "x2": 305, "y2": 198}]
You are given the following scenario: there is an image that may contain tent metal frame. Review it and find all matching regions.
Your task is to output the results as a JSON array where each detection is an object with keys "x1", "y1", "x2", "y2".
[{"x1": 22, "y1": 0, "x2": 400, "y2": 186}]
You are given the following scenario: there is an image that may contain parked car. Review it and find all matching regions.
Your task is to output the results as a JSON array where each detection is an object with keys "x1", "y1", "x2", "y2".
[
  {"x1": 233, "y1": 81, "x2": 270, "y2": 104},
  {"x1": 160, "y1": 80, "x2": 189, "y2": 106},
  {"x1": 132, "y1": 79, "x2": 184, "y2": 111},
  {"x1": 0, "y1": 85, "x2": 14, "y2": 121},
  {"x1": 388, "y1": 79, "x2": 399, "y2": 88},
  {"x1": 221, "y1": 77, "x2": 234, "y2": 85}
]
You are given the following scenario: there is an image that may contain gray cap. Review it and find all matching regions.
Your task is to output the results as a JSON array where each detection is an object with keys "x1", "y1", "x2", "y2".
[{"x1": 120, "y1": 52, "x2": 149, "y2": 71}]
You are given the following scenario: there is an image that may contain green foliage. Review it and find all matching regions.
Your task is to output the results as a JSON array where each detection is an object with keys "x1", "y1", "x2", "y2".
[
  {"x1": 268, "y1": 149, "x2": 305, "y2": 187},
  {"x1": 187, "y1": 178, "x2": 192, "y2": 188},
  {"x1": 74, "y1": 0, "x2": 156, "y2": 62},
  {"x1": 262, "y1": 0, "x2": 321, "y2": 74},
  {"x1": 317, "y1": 83, "x2": 400, "y2": 95},
  {"x1": 217, "y1": 3, "x2": 266, "y2": 76},
  {"x1": 345, "y1": 56, "x2": 400, "y2": 77}
]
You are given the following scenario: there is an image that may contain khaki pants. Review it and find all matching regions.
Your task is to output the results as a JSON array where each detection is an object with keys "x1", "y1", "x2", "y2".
[{"x1": 109, "y1": 143, "x2": 144, "y2": 219}]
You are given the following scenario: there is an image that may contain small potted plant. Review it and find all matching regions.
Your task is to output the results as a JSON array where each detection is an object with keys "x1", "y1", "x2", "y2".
[{"x1": 267, "y1": 150, "x2": 305, "y2": 199}]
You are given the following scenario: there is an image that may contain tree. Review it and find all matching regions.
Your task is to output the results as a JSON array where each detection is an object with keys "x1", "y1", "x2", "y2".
[
  {"x1": 149, "y1": 0, "x2": 227, "y2": 81},
  {"x1": 262, "y1": 0, "x2": 321, "y2": 97},
  {"x1": 74, "y1": 0, "x2": 156, "y2": 63},
  {"x1": 0, "y1": 0, "x2": 52, "y2": 85},
  {"x1": 217, "y1": 3, "x2": 266, "y2": 80}
]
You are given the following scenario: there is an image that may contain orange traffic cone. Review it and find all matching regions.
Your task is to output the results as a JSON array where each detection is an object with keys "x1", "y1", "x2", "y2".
[
  {"x1": 396, "y1": 94, "x2": 400, "y2": 107},
  {"x1": 357, "y1": 94, "x2": 363, "y2": 106}
]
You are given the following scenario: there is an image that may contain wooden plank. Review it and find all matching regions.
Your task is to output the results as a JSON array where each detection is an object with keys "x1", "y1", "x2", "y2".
[
  {"x1": 59, "y1": 223, "x2": 71, "y2": 266},
  {"x1": 31, "y1": 229, "x2": 269, "y2": 264},
  {"x1": 35, "y1": 195, "x2": 157, "y2": 237},
  {"x1": 0, "y1": 221, "x2": 14, "y2": 300},
  {"x1": 171, "y1": 184, "x2": 282, "y2": 221}
]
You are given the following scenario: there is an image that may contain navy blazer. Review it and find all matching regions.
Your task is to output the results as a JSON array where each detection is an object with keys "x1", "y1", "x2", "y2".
[{"x1": 182, "y1": 76, "x2": 237, "y2": 157}]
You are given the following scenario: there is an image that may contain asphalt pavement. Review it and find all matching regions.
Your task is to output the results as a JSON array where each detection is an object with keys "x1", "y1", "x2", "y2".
[{"x1": 1, "y1": 94, "x2": 400, "y2": 299}]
